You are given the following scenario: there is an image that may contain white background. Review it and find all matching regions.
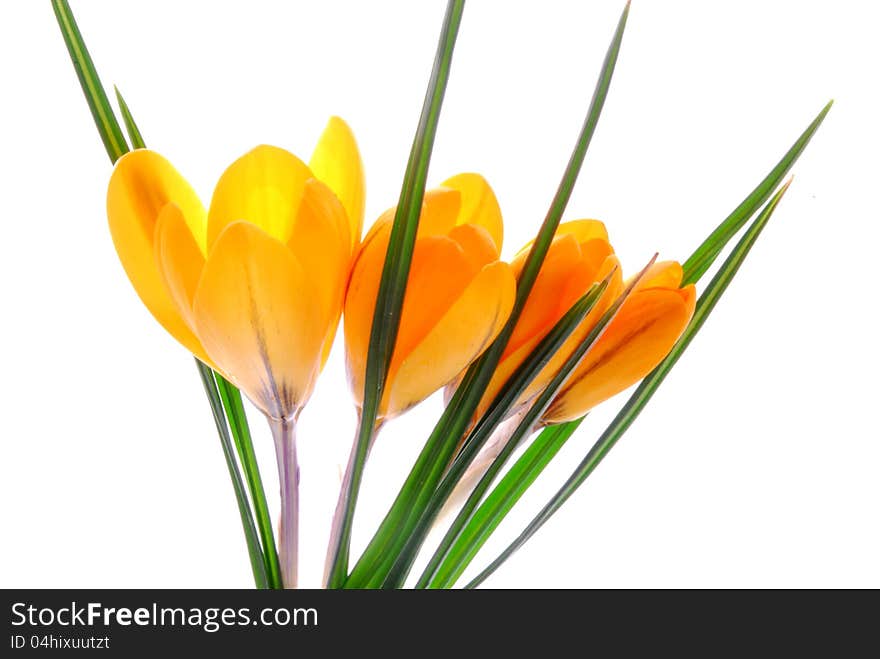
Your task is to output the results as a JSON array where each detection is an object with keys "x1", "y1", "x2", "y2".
[{"x1": 1, "y1": 1, "x2": 878, "y2": 588}]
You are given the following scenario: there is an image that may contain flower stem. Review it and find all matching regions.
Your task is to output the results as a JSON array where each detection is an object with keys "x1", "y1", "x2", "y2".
[
  {"x1": 323, "y1": 414, "x2": 382, "y2": 587},
  {"x1": 269, "y1": 416, "x2": 299, "y2": 589},
  {"x1": 437, "y1": 408, "x2": 530, "y2": 524}
]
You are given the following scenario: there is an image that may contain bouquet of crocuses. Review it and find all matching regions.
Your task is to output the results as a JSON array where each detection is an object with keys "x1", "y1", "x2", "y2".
[{"x1": 53, "y1": 0, "x2": 829, "y2": 589}]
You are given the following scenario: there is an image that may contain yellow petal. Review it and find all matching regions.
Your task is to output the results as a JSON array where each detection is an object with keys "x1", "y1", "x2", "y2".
[
  {"x1": 288, "y1": 179, "x2": 352, "y2": 366},
  {"x1": 386, "y1": 261, "x2": 516, "y2": 417},
  {"x1": 441, "y1": 173, "x2": 504, "y2": 252},
  {"x1": 154, "y1": 203, "x2": 205, "y2": 330},
  {"x1": 107, "y1": 149, "x2": 209, "y2": 359},
  {"x1": 192, "y1": 221, "x2": 324, "y2": 419},
  {"x1": 309, "y1": 116, "x2": 365, "y2": 248},
  {"x1": 207, "y1": 145, "x2": 312, "y2": 247},
  {"x1": 543, "y1": 284, "x2": 697, "y2": 424}
]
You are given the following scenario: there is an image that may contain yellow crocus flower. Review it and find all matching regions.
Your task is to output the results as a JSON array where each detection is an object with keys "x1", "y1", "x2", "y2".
[
  {"x1": 344, "y1": 174, "x2": 517, "y2": 420},
  {"x1": 542, "y1": 260, "x2": 696, "y2": 424},
  {"x1": 105, "y1": 117, "x2": 364, "y2": 421}
]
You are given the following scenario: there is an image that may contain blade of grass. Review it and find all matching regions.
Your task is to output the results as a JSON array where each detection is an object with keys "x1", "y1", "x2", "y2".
[
  {"x1": 215, "y1": 375, "x2": 282, "y2": 590},
  {"x1": 344, "y1": 0, "x2": 631, "y2": 588},
  {"x1": 412, "y1": 257, "x2": 656, "y2": 588},
  {"x1": 114, "y1": 86, "x2": 145, "y2": 149},
  {"x1": 53, "y1": 0, "x2": 272, "y2": 588},
  {"x1": 464, "y1": 179, "x2": 794, "y2": 589},
  {"x1": 428, "y1": 420, "x2": 582, "y2": 588},
  {"x1": 51, "y1": 0, "x2": 128, "y2": 162},
  {"x1": 681, "y1": 102, "x2": 831, "y2": 285},
  {"x1": 323, "y1": 0, "x2": 466, "y2": 588},
  {"x1": 196, "y1": 361, "x2": 269, "y2": 588},
  {"x1": 388, "y1": 257, "x2": 653, "y2": 587},
  {"x1": 444, "y1": 100, "x2": 833, "y2": 588}
]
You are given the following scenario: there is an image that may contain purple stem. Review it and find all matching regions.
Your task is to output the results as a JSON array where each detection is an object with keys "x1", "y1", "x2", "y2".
[{"x1": 269, "y1": 416, "x2": 299, "y2": 589}]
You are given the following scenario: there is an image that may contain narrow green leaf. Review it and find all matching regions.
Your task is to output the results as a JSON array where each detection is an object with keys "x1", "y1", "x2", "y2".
[
  {"x1": 215, "y1": 375, "x2": 282, "y2": 590},
  {"x1": 681, "y1": 101, "x2": 831, "y2": 285},
  {"x1": 429, "y1": 419, "x2": 583, "y2": 588},
  {"x1": 412, "y1": 257, "x2": 657, "y2": 588},
  {"x1": 324, "y1": 0, "x2": 466, "y2": 589},
  {"x1": 195, "y1": 360, "x2": 269, "y2": 589},
  {"x1": 344, "y1": 1, "x2": 631, "y2": 589},
  {"x1": 52, "y1": 0, "x2": 129, "y2": 163},
  {"x1": 465, "y1": 179, "x2": 794, "y2": 589},
  {"x1": 53, "y1": 0, "x2": 273, "y2": 588},
  {"x1": 114, "y1": 86, "x2": 145, "y2": 150}
]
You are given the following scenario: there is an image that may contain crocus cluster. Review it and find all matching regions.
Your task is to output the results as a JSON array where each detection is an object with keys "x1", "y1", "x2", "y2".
[{"x1": 106, "y1": 118, "x2": 695, "y2": 585}]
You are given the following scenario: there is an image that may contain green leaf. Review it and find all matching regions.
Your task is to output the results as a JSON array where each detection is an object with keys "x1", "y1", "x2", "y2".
[
  {"x1": 215, "y1": 375, "x2": 282, "y2": 590},
  {"x1": 681, "y1": 101, "x2": 831, "y2": 285},
  {"x1": 413, "y1": 257, "x2": 657, "y2": 588},
  {"x1": 53, "y1": 0, "x2": 273, "y2": 588},
  {"x1": 114, "y1": 86, "x2": 145, "y2": 150},
  {"x1": 428, "y1": 419, "x2": 583, "y2": 588},
  {"x1": 195, "y1": 361, "x2": 269, "y2": 589},
  {"x1": 344, "y1": 0, "x2": 631, "y2": 589},
  {"x1": 464, "y1": 179, "x2": 794, "y2": 589},
  {"x1": 51, "y1": 0, "x2": 129, "y2": 163},
  {"x1": 324, "y1": 0, "x2": 466, "y2": 589}
]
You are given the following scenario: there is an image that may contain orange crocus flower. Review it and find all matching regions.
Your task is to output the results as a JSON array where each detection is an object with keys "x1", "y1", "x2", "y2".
[
  {"x1": 105, "y1": 117, "x2": 364, "y2": 421},
  {"x1": 542, "y1": 260, "x2": 696, "y2": 424},
  {"x1": 463, "y1": 220, "x2": 624, "y2": 420},
  {"x1": 344, "y1": 174, "x2": 516, "y2": 420}
]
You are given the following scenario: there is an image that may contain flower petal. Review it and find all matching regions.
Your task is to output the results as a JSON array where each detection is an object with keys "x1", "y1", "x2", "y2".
[
  {"x1": 107, "y1": 149, "x2": 208, "y2": 358},
  {"x1": 192, "y1": 221, "x2": 324, "y2": 419},
  {"x1": 505, "y1": 233, "x2": 583, "y2": 357},
  {"x1": 309, "y1": 116, "x2": 365, "y2": 248},
  {"x1": 394, "y1": 236, "x2": 477, "y2": 362},
  {"x1": 288, "y1": 178, "x2": 352, "y2": 366},
  {"x1": 512, "y1": 218, "x2": 608, "y2": 261},
  {"x1": 448, "y1": 223, "x2": 500, "y2": 271},
  {"x1": 386, "y1": 261, "x2": 516, "y2": 417},
  {"x1": 632, "y1": 260, "x2": 684, "y2": 291},
  {"x1": 154, "y1": 203, "x2": 205, "y2": 329},
  {"x1": 207, "y1": 145, "x2": 312, "y2": 247},
  {"x1": 543, "y1": 284, "x2": 697, "y2": 424},
  {"x1": 343, "y1": 222, "x2": 392, "y2": 401},
  {"x1": 441, "y1": 173, "x2": 504, "y2": 252}
]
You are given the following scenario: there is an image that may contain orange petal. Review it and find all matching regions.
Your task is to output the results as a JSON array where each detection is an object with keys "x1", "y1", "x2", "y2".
[
  {"x1": 417, "y1": 187, "x2": 462, "y2": 238},
  {"x1": 343, "y1": 222, "x2": 392, "y2": 402},
  {"x1": 543, "y1": 284, "x2": 697, "y2": 424},
  {"x1": 192, "y1": 221, "x2": 324, "y2": 419},
  {"x1": 106, "y1": 149, "x2": 209, "y2": 359},
  {"x1": 475, "y1": 255, "x2": 622, "y2": 419},
  {"x1": 393, "y1": 236, "x2": 477, "y2": 364},
  {"x1": 632, "y1": 260, "x2": 684, "y2": 291},
  {"x1": 207, "y1": 145, "x2": 312, "y2": 247},
  {"x1": 512, "y1": 218, "x2": 609, "y2": 261},
  {"x1": 386, "y1": 261, "x2": 516, "y2": 417},
  {"x1": 505, "y1": 233, "x2": 583, "y2": 357},
  {"x1": 309, "y1": 116, "x2": 365, "y2": 248},
  {"x1": 448, "y1": 223, "x2": 500, "y2": 272},
  {"x1": 441, "y1": 173, "x2": 504, "y2": 252}
]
